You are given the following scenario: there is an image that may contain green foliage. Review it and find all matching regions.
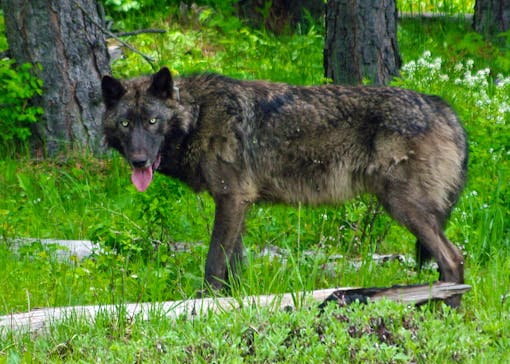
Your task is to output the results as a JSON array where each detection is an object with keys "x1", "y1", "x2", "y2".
[
  {"x1": 0, "y1": 13, "x2": 7, "y2": 50},
  {"x1": 102, "y1": 0, "x2": 237, "y2": 31},
  {"x1": 2, "y1": 298, "x2": 509, "y2": 362},
  {"x1": 398, "y1": 0, "x2": 474, "y2": 14},
  {"x1": 104, "y1": 0, "x2": 142, "y2": 13},
  {"x1": 399, "y1": 16, "x2": 510, "y2": 75},
  {"x1": 108, "y1": 7, "x2": 324, "y2": 85},
  {"x1": 0, "y1": 59, "x2": 43, "y2": 144}
]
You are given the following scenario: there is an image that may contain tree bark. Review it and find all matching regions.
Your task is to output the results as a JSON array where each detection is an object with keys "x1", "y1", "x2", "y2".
[
  {"x1": 324, "y1": 0, "x2": 401, "y2": 85},
  {"x1": 473, "y1": 0, "x2": 510, "y2": 40},
  {"x1": 1, "y1": 0, "x2": 110, "y2": 156}
]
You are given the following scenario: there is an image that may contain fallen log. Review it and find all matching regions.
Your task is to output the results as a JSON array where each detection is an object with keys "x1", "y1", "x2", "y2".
[
  {"x1": 0, "y1": 282, "x2": 470, "y2": 335},
  {"x1": 319, "y1": 283, "x2": 470, "y2": 308},
  {"x1": 9, "y1": 238, "x2": 99, "y2": 260}
]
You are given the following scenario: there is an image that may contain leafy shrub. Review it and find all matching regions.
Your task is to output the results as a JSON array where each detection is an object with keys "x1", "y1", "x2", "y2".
[
  {"x1": 0, "y1": 59, "x2": 43, "y2": 144},
  {"x1": 395, "y1": 50, "x2": 510, "y2": 142},
  {"x1": 104, "y1": 0, "x2": 142, "y2": 13},
  {"x1": 103, "y1": 0, "x2": 235, "y2": 14}
]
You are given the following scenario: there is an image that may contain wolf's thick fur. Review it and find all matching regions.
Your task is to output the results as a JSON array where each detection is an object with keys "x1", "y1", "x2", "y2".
[{"x1": 102, "y1": 67, "x2": 468, "y2": 299}]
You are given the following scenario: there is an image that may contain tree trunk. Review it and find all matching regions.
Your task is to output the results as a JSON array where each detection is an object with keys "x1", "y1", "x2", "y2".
[
  {"x1": 324, "y1": 0, "x2": 401, "y2": 85},
  {"x1": 473, "y1": 0, "x2": 510, "y2": 41},
  {"x1": 237, "y1": 0, "x2": 324, "y2": 33},
  {"x1": 2, "y1": 0, "x2": 110, "y2": 156}
]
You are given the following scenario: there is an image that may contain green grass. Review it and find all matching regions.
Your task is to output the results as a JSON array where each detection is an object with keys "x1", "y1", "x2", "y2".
[
  {"x1": 1, "y1": 2, "x2": 509, "y2": 362},
  {"x1": 2, "y1": 299, "x2": 509, "y2": 363},
  {"x1": 398, "y1": 0, "x2": 474, "y2": 14}
]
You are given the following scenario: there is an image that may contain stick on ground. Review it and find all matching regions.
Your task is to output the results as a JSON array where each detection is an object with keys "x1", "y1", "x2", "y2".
[{"x1": 0, "y1": 282, "x2": 470, "y2": 335}]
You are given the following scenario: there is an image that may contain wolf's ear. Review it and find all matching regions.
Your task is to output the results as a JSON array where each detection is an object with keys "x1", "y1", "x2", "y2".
[
  {"x1": 148, "y1": 67, "x2": 174, "y2": 99},
  {"x1": 102, "y1": 76, "x2": 126, "y2": 107}
]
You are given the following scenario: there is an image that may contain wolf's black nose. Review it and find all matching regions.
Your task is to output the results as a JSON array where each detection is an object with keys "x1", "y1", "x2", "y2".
[{"x1": 132, "y1": 159, "x2": 148, "y2": 168}]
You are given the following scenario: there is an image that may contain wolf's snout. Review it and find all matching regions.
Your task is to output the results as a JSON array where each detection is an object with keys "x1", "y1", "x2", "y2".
[
  {"x1": 131, "y1": 159, "x2": 149, "y2": 168},
  {"x1": 130, "y1": 151, "x2": 150, "y2": 168}
]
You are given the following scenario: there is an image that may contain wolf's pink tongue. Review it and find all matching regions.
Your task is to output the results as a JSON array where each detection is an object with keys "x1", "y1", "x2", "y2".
[{"x1": 131, "y1": 167, "x2": 153, "y2": 192}]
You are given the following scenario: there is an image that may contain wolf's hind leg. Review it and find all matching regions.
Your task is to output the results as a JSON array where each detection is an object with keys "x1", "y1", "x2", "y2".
[
  {"x1": 415, "y1": 213, "x2": 448, "y2": 271},
  {"x1": 379, "y1": 193, "x2": 464, "y2": 285}
]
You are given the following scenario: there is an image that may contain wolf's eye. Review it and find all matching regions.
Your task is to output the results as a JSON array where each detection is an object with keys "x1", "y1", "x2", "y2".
[
  {"x1": 120, "y1": 120, "x2": 129, "y2": 127},
  {"x1": 149, "y1": 118, "x2": 158, "y2": 125}
]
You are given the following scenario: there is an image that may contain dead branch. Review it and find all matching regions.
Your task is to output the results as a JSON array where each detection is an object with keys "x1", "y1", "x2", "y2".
[
  {"x1": 0, "y1": 283, "x2": 470, "y2": 335},
  {"x1": 114, "y1": 29, "x2": 166, "y2": 37},
  {"x1": 73, "y1": 0, "x2": 156, "y2": 67}
]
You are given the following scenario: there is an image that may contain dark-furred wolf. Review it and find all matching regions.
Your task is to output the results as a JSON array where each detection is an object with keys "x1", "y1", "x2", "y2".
[{"x1": 101, "y1": 67, "x2": 468, "y2": 303}]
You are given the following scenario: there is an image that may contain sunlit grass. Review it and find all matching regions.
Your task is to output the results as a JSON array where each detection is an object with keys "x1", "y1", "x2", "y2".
[{"x1": 398, "y1": 0, "x2": 475, "y2": 14}]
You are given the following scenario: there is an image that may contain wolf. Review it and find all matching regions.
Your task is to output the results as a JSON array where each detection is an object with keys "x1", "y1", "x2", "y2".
[{"x1": 101, "y1": 67, "x2": 468, "y2": 302}]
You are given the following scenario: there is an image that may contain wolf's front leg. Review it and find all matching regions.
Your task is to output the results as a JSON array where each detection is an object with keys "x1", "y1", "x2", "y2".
[{"x1": 204, "y1": 195, "x2": 249, "y2": 291}]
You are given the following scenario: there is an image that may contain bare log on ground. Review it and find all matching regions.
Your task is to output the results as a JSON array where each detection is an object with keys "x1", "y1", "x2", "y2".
[
  {"x1": 0, "y1": 283, "x2": 470, "y2": 335},
  {"x1": 9, "y1": 239, "x2": 100, "y2": 260}
]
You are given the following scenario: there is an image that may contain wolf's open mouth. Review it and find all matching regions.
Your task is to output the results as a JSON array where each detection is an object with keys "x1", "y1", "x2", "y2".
[{"x1": 131, "y1": 154, "x2": 161, "y2": 192}]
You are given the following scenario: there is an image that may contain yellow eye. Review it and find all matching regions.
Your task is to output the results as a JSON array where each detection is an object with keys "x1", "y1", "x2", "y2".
[
  {"x1": 120, "y1": 120, "x2": 129, "y2": 127},
  {"x1": 149, "y1": 118, "x2": 158, "y2": 125}
]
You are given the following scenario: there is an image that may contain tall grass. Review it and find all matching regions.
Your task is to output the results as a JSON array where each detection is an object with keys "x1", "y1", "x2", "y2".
[{"x1": 398, "y1": 0, "x2": 474, "y2": 14}]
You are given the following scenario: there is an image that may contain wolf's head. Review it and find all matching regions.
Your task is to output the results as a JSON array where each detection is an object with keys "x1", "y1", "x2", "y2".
[{"x1": 101, "y1": 67, "x2": 189, "y2": 192}]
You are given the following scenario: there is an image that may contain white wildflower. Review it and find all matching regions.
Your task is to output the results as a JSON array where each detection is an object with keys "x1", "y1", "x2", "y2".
[
  {"x1": 418, "y1": 57, "x2": 428, "y2": 68},
  {"x1": 402, "y1": 60, "x2": 416, "y2": 73},
  {"x1": 432, "y1": 57, "x2": 442, "y2": 71},
  {"x1": 439, "y1": 74, "x2": 449, "y2": 82},
  {"x1": 464, "y1": 72, "x2": 476, "y2": 87},
  {"x1": 498, "y1": 102, "x2": 510, "y2": 114},
  {"x1": 495, "y1": 74, "x2": 510, "y2": 87},
  {"x1": 477, "y1": 68, "x2": 490, "y2": 77}
]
